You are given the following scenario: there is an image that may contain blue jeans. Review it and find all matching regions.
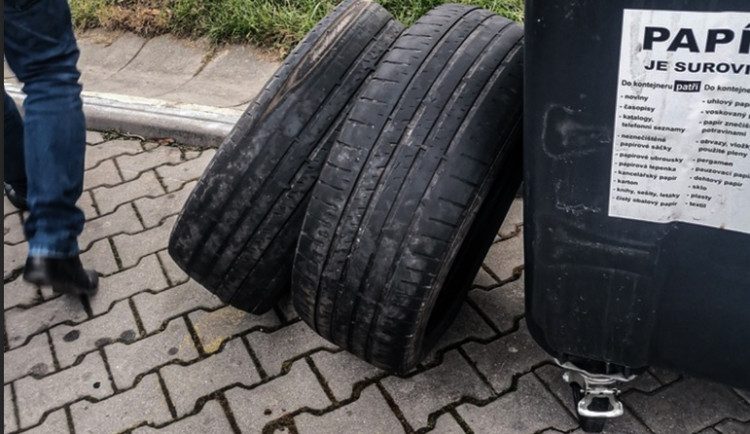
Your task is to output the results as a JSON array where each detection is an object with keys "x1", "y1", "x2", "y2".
[{"x1": 4, "y1": 0, "x2": 87, "y2": 258}]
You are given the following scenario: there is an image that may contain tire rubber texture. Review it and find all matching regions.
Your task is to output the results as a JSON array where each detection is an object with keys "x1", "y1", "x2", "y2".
[
  {"x1": 167, "y1": 0, "x2": 403, "y2": 314},
  {"x1": 293, "y1": 4, "x2": 524, "y2": 372}
]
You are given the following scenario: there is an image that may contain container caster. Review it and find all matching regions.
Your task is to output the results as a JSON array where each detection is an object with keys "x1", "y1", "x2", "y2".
[
  {"x1": 560, "y1": 362, "x2": 636, "y2": 433},
  {"x1": 569, "y1": 381, "x2": 608, "y2": 432}
]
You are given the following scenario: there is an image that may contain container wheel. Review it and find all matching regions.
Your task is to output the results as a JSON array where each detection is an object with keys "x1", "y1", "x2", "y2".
[{"x1": 570, "y1": 382, "x2": 608, "y2": 433}]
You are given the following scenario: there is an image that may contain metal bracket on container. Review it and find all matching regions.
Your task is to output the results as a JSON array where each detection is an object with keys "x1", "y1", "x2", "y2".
[{"x1": 558, "y1": 360, "x2": 637, "y2": 419}]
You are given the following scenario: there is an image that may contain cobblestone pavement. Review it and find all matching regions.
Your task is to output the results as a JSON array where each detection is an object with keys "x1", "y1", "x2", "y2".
[{"x1": 4, "y1": 132, "x2": 750, "y2": 434}]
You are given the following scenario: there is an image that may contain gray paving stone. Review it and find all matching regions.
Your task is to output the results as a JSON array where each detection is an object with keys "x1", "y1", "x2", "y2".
[
  {"x1": 79, "y1": 190, "x2": 98, "y2": 219},
  {"x1": 19, "y1": 409, "x2": 68, "y2": 434},
  {"x1": 112, "y1": 214, "x2": 176, "y2": 268},
  {"x1": 4, "y1": 211, "x2": 24, "y2": 244},
  {"x1": 50, "y1": 300, "x2": 138, "y2": 369},
  {"x1": 131, "y1": 400, "x2": 234, "y2": 434},
  {"x1": 106, "y1": 317, "x2": 199, "y2": 389},
  {"x1": 381, "y1": 350, "x2": 494, "y2": 430},
  {"x1": 4, "y1": 384, "x2": 16, "y2": 433},
  {"x1": 246, "y1": 321, "x2": 338, "y2": 377},
  {"x1": 295, "y1": 385, "x2": 402, "y2": 434},
  {"x1": 160, "y1": 337, "x2": 260, "y2": 417},
  {"x1": 77, "y1": 30, "x2": 147, "y2": 88},
  {"x1": 183, "y1": 149, "x2": 201, "y2": 160},
  {"x1": 90, "y1": 254, "x2": 169, "y2": 315},
  {"x1": 472, "y1": 267, "x2": 498, "y2": 288},
  {"x1": 163, "y1": 44, "x2": 277, "y2": 108},
  {"x1": 624, "y1": 378, "x2": 750, "y2": 434},
  {"x1": 457, "y1": 373, "x2": 577, "y2": 434},
  {"x1": 80, "y1": 238, "x2": 119, "y2": 276},
  {"x1": 423, "y1": 304, "x2": 496, "y2": 364},
  {"x1": 70, "y1": 373, "x2": 171, "y2": 434},
  {"x1": 3, "y1": 277, "x2": 40, "y2": 310},
  {"x1": 92, "y1": 170, "x2": 165, "y2": 215},
  {"x1": 565, "y1": 412, "x2": 672, "y2": 434},
  {"x1": 310, "y1": 350, "x2": 384, "y2": 402},
  {"x1": 156, "y1": 150, "x2": 215, "y2": 191},
  {"x1": 157, "y1": 250, "x2": 189, "y2": 285},
  {"x1": 83, "y1": 158, "x2": 122, "y2": 190},
  {"x1": 469, "y1": 273, "x2": 525, "y2": 334},
  {"x1": 78, "y1": 203, "x2": 143, "y2": 251},
  {"x1": 4, "y1": 333, "x2": 55, "y2": 383},
  {"x1": 5, "y1": 296, "x2": 88, "y2": 350},
  {"x1": 497, "y1": 198, "x2": 524, "y2": 239},
  {"x1": 15, "y1": 352, "x2": 113, "y2": 428},
  {"x1": 483, "y1": 229, "x2": 524, "y2": 282},
  {"x1": 141, "y1": 140, "x2": 160, "y2": 151},
  {"x1": 86, "y1": 138, "x2": 144, "y2": 170},
  {"x1": 4, "y1": 241, "x2": 26, "y2": 279},
  {"x1": 716, "y1": 419, "x2": 750, "y2": 434},
  {"x1": 86, "y1": 130, "x2": 106, "y2": 145},
  {"x1": 462, "y1": 320, "x2": 551, "y2": 393},
  {"x1": 132, "y1": 278, "x2": 223, "y2": 333},
  {"x1": 94, "y1": 34, "x2": 206, "y2": 98},
  {"x1": 226, "y1": 360, "x2": 331, "y2": 433},
  {"x1": 696, "y1": 428, "x2": 722, "y2": 434},
  {"x1": 431, "y1": 413, "x2": 465, "y2": 433},
  {"x1": 188, "y1": 305, "x2": 280, "y2": 354},
  {"x1": 133, "y1": 180, "x2": 196, "y2": 228},
  {"x1": 116, "y1": 145, "x2": 184, "y2": 181}
]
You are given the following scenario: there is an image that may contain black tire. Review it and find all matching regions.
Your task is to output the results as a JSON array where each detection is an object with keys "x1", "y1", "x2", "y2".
[
  {"x1": 167, "y1": 0, "x2": 403, "y2": 313},
  {"x1": 292, "y1": 4, "x2": 524, "y2": 372}
]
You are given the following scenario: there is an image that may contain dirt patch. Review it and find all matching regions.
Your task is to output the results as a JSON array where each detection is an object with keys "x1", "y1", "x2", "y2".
[{"x1": 98, "y1": 1, "x2": 172, "y2": 36}]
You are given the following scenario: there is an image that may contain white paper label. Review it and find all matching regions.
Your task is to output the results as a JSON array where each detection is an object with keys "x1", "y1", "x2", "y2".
[{"x1": 609, "y1": 10, "x2": 750, "y2": 234}]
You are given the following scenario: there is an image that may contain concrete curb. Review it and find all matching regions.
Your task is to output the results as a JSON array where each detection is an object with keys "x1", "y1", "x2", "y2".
[{"x1": 5, "y1": 84, "x2": 241, "y2": 148}]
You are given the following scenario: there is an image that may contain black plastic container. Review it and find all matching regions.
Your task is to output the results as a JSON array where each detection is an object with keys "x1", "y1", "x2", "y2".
[{"x1": 524, "y1": 0, "x2": 750, "y2": 391}]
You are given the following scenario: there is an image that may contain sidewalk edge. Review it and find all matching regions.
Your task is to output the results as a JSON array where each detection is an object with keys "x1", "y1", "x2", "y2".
[{"x1": 5, "y1": 84, "x2": 240, "y2": 148}]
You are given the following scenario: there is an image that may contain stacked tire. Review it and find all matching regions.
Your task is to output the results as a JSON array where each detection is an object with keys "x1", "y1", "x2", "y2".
[
  {"x1": 293, "y1": 4, "x2": 524, "y2": 372},
  {"x1": 169, "y1": 1, "x2": 524, "y2": 373},
  {"x1": 168, "y1": 0, "x2": 403, "y2": 314}
]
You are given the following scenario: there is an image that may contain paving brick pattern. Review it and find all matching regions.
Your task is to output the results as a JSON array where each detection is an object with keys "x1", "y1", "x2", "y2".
[
  {"x1": 4, "y1": 135, "x2": 749, "y2": 434},
  {"x1": 105, "y1": 317, "x2": 198, "y2": 390},
  {"x1": 70, "y1": 374, "x2": 171, "y2": 434}
]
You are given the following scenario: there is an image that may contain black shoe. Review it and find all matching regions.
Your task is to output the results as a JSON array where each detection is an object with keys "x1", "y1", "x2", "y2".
[
  {"x1": 23, "y1": 256, "x2": 99, "y2": 296},
  {"x1": 4, "y1": 182, "x2": 28, "y2": 211}
]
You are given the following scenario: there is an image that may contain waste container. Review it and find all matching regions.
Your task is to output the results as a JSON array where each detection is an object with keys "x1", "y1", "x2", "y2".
[{"x1": 524, "y1": 0, "x2": 750, "y2": 430}]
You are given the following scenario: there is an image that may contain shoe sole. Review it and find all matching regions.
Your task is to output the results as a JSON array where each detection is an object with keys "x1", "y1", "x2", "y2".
[{"x1": 24, "y1": 271, "x2": 99, "y2": 296}]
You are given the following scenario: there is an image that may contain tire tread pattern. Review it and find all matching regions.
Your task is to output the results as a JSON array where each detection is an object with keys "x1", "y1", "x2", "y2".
[
  {"x1": 294, "y1": 4, "x2": 525, "y2": 371},
  {"x1": 168, "y1": 0, "x2": 403, "y2": 313}
]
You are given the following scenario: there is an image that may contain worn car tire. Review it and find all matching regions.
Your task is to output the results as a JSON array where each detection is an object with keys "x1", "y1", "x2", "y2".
[
  {"x1": 293, "y1": 4, "x2": 525, "y2": 372},
  {"x1": 167, "y1": 0, "x2": 403, "y2": 313}
]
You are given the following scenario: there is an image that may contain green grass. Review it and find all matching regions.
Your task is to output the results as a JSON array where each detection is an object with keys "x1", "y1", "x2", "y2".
[{"x1": 70, "y1": 0, "x2": 524, "y2": 56}]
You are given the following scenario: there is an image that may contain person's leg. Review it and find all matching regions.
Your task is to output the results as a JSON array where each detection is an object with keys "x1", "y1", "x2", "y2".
[
  {"x1": 3, "y1": 91, "x2": 28, "y2": 209},
  {"x1": 4, "y1": 0, "x2": 97, "y2": 294}
]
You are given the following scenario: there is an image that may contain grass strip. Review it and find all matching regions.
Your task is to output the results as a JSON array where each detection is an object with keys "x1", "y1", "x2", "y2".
[{"x1": 70, "y1": 0, "x2": 523, "y2": 56}]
